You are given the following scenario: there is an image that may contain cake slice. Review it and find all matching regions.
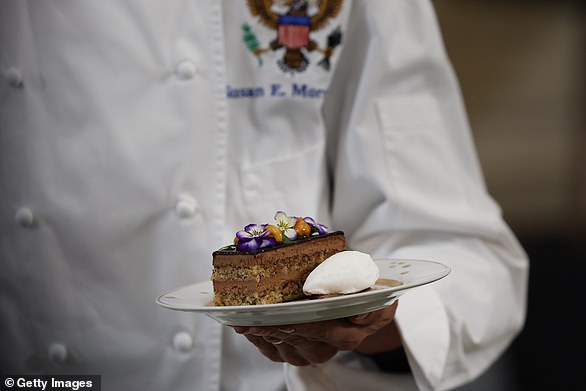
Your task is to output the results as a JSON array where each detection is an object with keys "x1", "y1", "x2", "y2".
[{"x1": 211, "y1": 212, "x2": 345, "y2": 306}]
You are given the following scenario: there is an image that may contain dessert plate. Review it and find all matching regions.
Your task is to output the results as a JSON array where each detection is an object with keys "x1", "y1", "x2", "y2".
[{"x1": 156, "y1": 259, "x2": 450, "y2": 326}]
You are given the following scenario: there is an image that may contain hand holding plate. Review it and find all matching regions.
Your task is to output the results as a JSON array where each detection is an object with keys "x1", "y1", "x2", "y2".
[{"x1": 232, "y1": 301, "x2": 399, "y2": 366}]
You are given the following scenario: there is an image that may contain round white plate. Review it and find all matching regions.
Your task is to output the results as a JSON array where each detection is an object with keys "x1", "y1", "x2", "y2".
[{"x1": 156, "y1": 259, "x2": 450, "y2": 326}]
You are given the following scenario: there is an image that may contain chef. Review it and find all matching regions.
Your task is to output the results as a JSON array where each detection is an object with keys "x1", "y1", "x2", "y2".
[{"x1": 0, "y1": 1, "x2": 528, "y2": 390}]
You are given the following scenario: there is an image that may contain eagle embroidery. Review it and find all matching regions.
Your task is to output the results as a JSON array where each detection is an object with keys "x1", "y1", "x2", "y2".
[{"x1": 243, "y1": 0, "x2": 343, "y2": 73}]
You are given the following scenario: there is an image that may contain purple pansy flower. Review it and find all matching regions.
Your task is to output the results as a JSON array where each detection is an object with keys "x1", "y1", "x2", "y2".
[
  {"x1": 235, "y1": 223, "x2": 276, "y2": 251},
  {"x1": 303, "y1": 216, "x2": 328, "y2": 235}
]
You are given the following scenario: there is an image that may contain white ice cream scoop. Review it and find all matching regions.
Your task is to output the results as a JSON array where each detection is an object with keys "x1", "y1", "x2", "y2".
[{"x1": 303, "y1": 250, "x2": 379, "y2": 295}]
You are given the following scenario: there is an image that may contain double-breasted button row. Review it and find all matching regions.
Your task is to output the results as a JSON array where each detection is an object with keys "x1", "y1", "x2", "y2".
[
  {"x1": 5, "y1": 61, "x2": 199, "y2": 87},
  {"x1": 15, "y1": 195, "x2": 200, "y2": 229},
  {"x1": 44, "y1": 332, "x2": 192, "y2": 365}
]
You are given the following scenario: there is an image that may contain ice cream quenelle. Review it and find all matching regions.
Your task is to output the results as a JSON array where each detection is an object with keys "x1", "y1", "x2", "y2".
[{"x1": 303, "y1": 250, "x2": 379, "y2": 295}]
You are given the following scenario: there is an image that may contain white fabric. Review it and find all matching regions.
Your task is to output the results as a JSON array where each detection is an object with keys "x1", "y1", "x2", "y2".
[{"x1": 0, "y1": 1, "x2": 528, "y2": 390}]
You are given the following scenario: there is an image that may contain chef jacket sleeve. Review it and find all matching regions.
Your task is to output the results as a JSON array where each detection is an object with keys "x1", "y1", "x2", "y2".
[{"x1": 322, "y1": 1, "x2": 529, "y2": 390}]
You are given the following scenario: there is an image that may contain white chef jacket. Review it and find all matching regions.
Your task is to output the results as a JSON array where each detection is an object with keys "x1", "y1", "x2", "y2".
[{"x1": 0, "y1": 1, "x2": 528, "y2": 391}]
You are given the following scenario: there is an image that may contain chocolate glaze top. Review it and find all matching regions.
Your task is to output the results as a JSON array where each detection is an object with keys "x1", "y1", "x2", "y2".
[{"x1": 212, "y1": 231, "x2": 345, "y2": 256}]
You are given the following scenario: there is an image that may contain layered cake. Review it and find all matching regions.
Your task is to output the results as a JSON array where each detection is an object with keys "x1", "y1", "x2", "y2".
[{"x1": 212, "y1": 211, "x2": 346, "y2": 306}]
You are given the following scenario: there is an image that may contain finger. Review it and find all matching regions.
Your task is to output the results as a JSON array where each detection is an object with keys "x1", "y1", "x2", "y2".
[
  {"x1": 248, "y1": 305, "x2": 395, "y2": 351},
  {"x1": 269, "y1": 320, "x2": 363, "y2": 350},
  {"x1": 347, "y1": 311, "x2": 376, "y2": 325},
  {"x1": 280, "y1": 316, "x2": 391, "y2": 351},
  {"x1": 288, "y1": 340, "x2": 338, "y2": 364},
  {"x1": 272, "y1": 342, "x2": 311, "y2": 366},
  {"x1": 348, "y1": 301, "x2": 398, "y2": 326},
  {"x1": 251, "y1": 320, "x2": 342, "y2": 340},
  {"x1": 251, "y1": 329, "x2": 338, "y2": 364},
  {"x1": 244, "y1": 333, "x2": 284, "y2": 363},
  {"x1": 246, "y1": 326, "x2": 300, "y2": 342},
  {"x1": 247, "y1": 326, "x2": 295, "y2": 335}
]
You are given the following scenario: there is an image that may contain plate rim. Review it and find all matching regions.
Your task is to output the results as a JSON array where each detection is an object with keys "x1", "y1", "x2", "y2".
[{"x1": 156, "y1": 258, "x2": 450, "y2": 312}]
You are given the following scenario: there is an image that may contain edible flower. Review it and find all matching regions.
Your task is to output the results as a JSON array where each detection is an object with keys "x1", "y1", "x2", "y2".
[
  {"x1": 303, "y1": 216, "x2": 329, "y2": 235},
  {"x1": 235, "y1": 223, "x2": 276, "y2": 251},
  {"x1": 274, "y1": 211, "x2": 298, "y2": 241},
  {"x1": 223, "y1": 212, "x2": 330, "y2": 252}
]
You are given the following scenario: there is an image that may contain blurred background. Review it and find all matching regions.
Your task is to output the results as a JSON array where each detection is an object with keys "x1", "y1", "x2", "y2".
[{"x1": 433, "y1": 0, "x2": 585, "y2": 390}]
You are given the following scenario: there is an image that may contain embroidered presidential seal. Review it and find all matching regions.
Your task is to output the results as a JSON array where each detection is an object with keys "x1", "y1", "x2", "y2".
[{"x1": 243, "y1": 0, "x2": 343, "y2": 73}]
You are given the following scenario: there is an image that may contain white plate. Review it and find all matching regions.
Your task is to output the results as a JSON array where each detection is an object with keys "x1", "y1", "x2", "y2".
[{"x1": 156, "y1": 259, "x2": 450, "y2": 326}]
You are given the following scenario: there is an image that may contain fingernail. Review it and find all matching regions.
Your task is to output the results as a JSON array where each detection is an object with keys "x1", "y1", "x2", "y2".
[
  {"x1": 278, "y1": 328, "x2": 295, "y2": 333},
  {"x1": 353, "y1": 314, "x2": 368, "y2": 320},
  {"x1": 232, "y1": 326, "x2": 248, "y2": 334}
]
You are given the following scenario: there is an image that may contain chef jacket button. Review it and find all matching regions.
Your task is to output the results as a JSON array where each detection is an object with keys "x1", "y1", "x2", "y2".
[
  {"x1": 6, "y1": 67, "x2": 24, "y2": 88},
  {"x1": 175, "y1": 60, "x2": 197, "y2": 81},
  {"x1": 15, "y1": 207, "x2": 37, "y2": 228},
  {"x1": 175, "y1": 198, "x2": 198, "y2": 219},
  {"x1": 48, "y1": 343, "x2": 68, "y2": 362},
  {"x1": 173, "y1": 331, "x2": 193, "y2": 352}
]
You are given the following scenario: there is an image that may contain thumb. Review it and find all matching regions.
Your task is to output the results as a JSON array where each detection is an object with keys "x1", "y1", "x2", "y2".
[
  {"x1": 347, "y1": 312, "x2": 374, "y2": 325},
  {"x1": 348, "y1": 300, "x2": 399, "y2": 326}
]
